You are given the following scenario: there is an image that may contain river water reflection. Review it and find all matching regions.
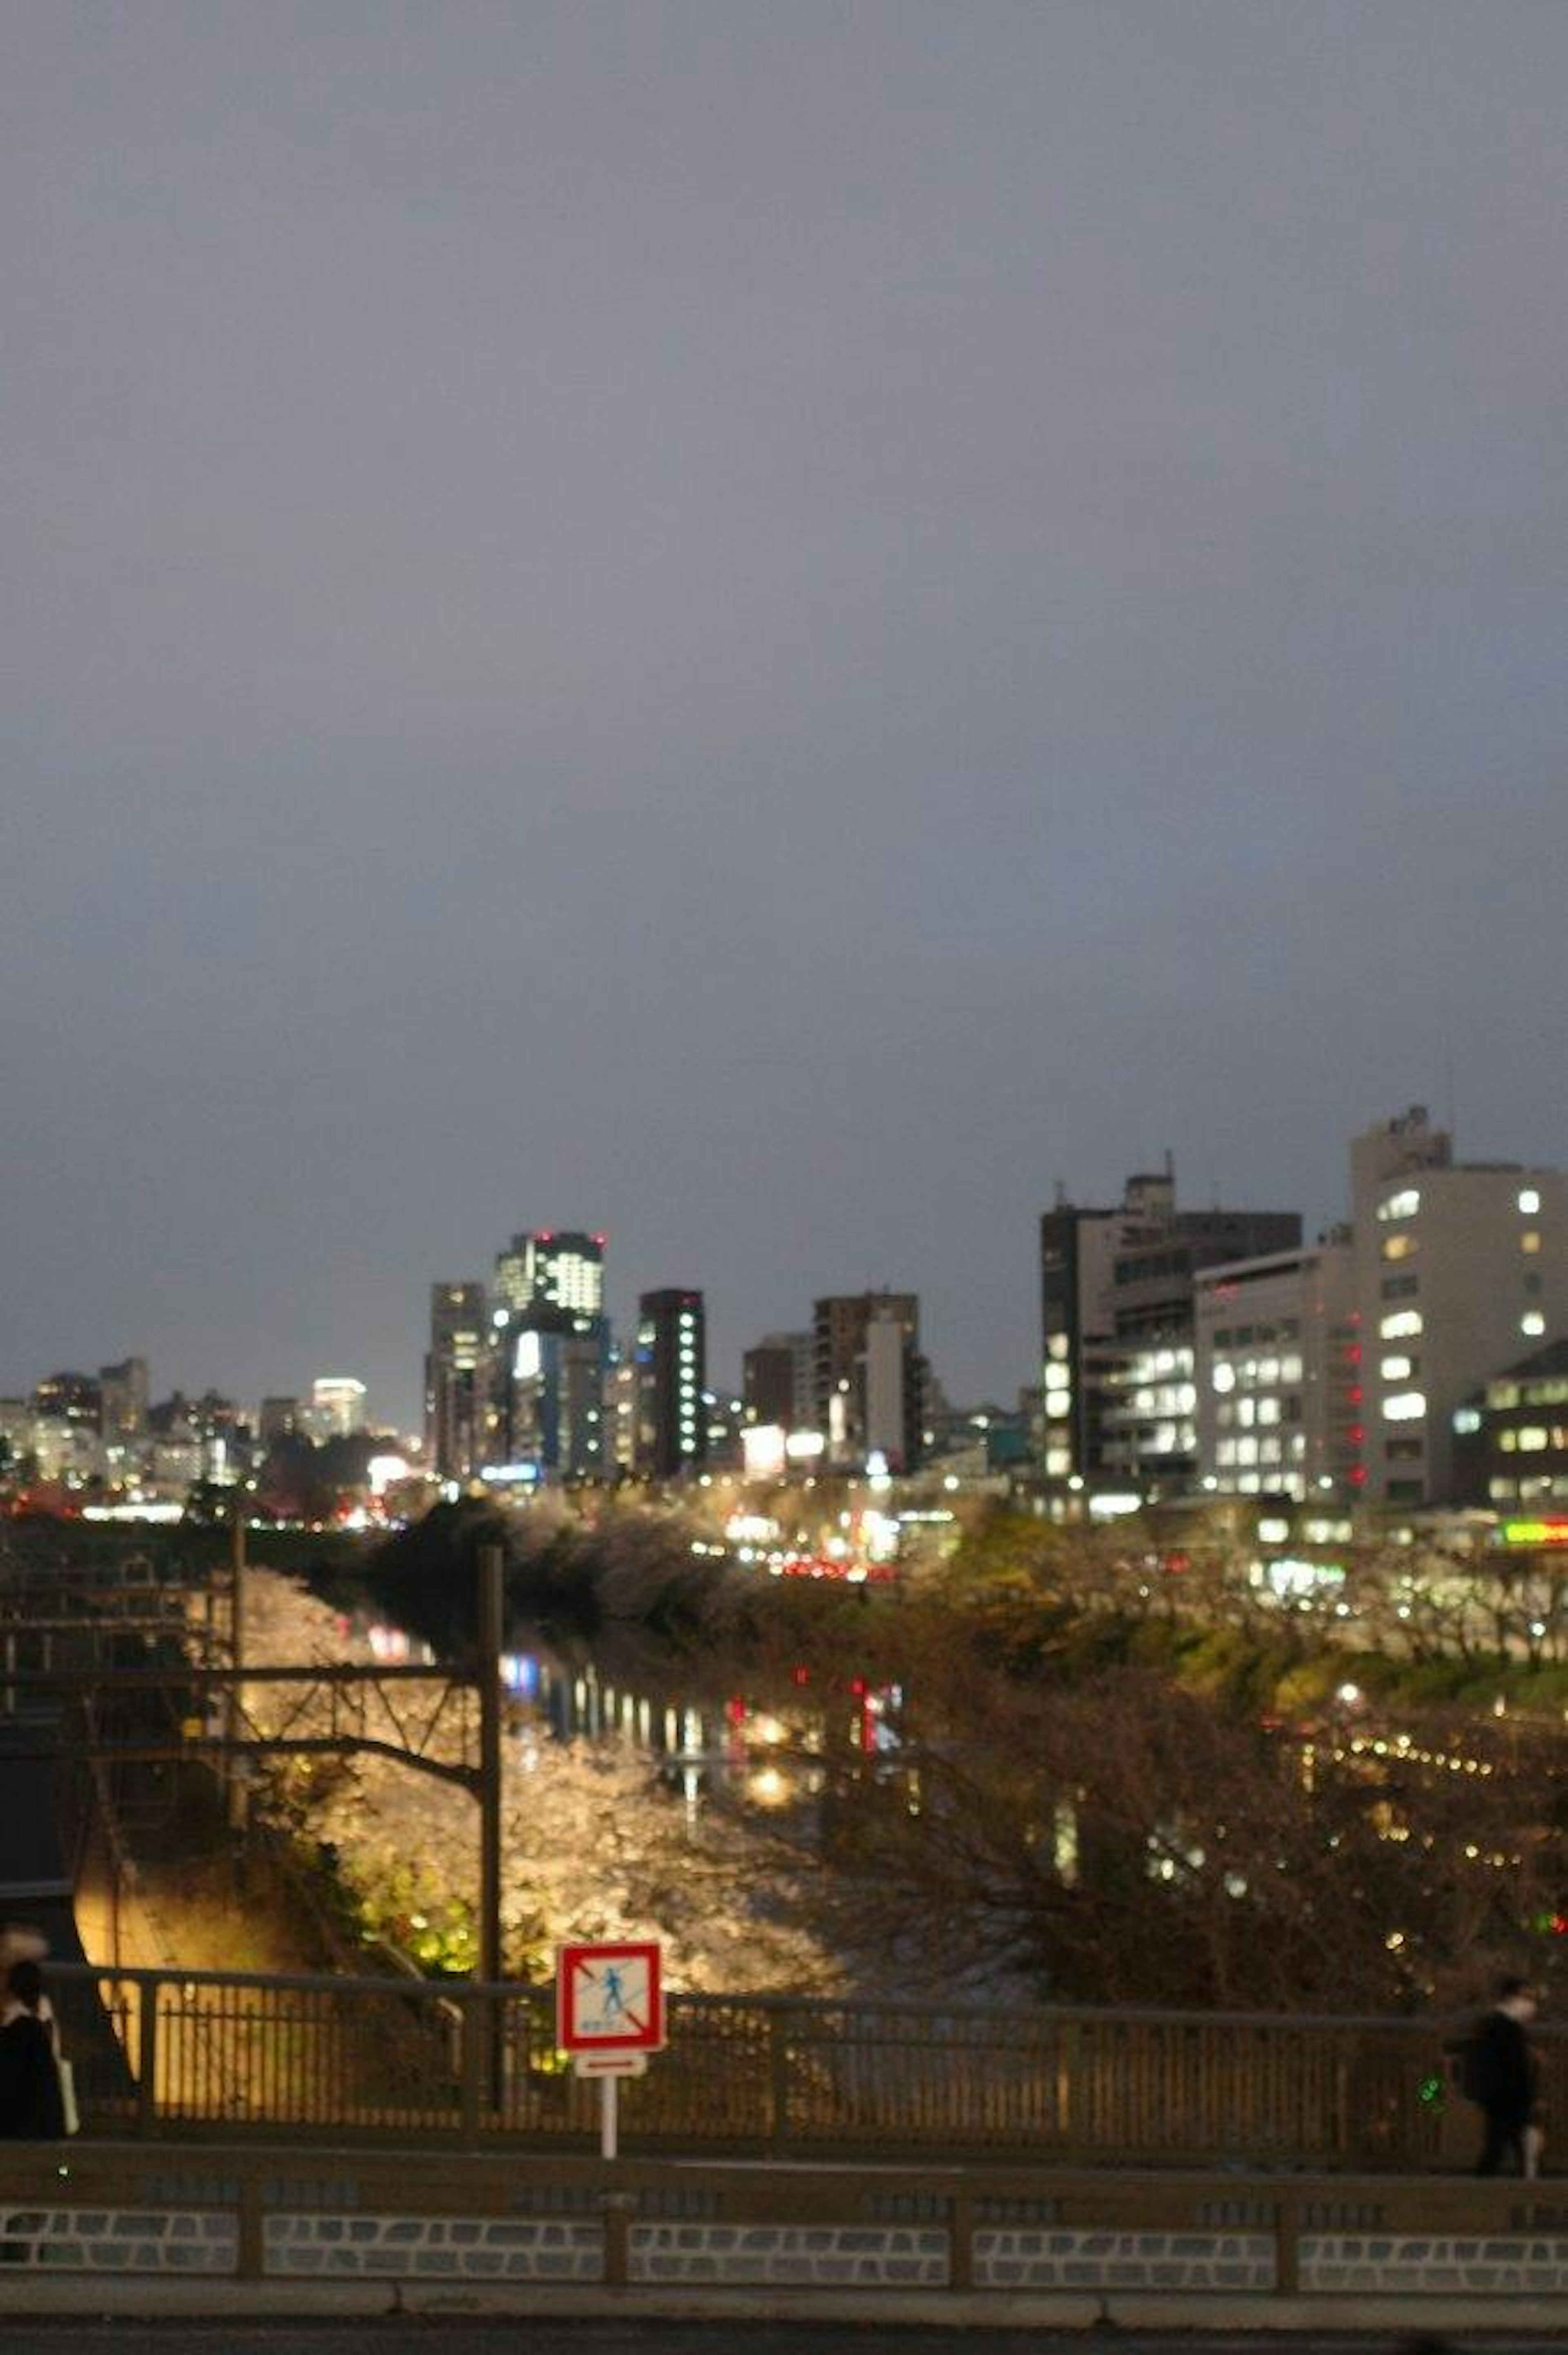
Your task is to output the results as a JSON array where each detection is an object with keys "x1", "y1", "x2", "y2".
[{"x1": 345, "y1": 1606, "x2": 908, "y2": 1826}]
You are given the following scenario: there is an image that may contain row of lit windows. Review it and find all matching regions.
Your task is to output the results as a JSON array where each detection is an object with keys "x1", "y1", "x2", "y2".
[
  {"x1": 1498, "y1": 1426, "x2": 1568, "y2": 1454},
  {"x1": 1488, "y1": 1377, "x2": 1568, "y2": 1409},
  {"x1": 1215, "y1": 1434, "x2": 1307, "y2": 1467},
  {"x1": 1216, "y1": 1396, "x2": 1304, "y2": 1430},
  {"x1": 1211, "y1": 1355, "x2": 1305, "y2": 1392},
  {"x1": 1379, "y1": 1182, "x2": 1542, "y2": 1219},
  {"x1": 1489, "y1": 1474, "x2": 1568, "y2": 1501}
]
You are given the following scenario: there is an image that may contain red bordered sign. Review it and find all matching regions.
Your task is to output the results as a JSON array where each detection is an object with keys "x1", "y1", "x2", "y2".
[{"x1": 556, "y1": 1940, "x2": 665, "y2": 2055}]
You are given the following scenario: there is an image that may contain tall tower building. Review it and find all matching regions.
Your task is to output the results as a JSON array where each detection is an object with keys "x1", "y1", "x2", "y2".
[
  {"x1": 425, "y1": 1282, "x2": 489, "y2": 1480},
  {"x1": 493, "y1": 1231, "x2": 606, "y2": 1320},
  {"x1": 636, "y1": 1290, "x2": 706, "y2": 1479},
  {"x1": 492, "y1": 1230, "x2": 609, "y2": 1482}
]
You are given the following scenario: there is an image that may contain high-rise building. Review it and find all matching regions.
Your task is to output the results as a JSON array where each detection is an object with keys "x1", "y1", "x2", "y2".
[
  {"x1": 604, "y1": 1343, "x2": 639, "y2": 1479},
  {"x1": 1350, "y1": 1107, "x2": 1566, "y2": 1507},
  {"x1": 493, "y1": 1231, "x2": 606, "y2": 1320},
  {"x1": 742, "y1": 1331, "x2": 814, "y2": 1432},
  {"x1": 98, "y1": 1358, "x2": 149, "y2": 1442},
  {"x1": 258, "y1": 1396, "x2": 303, "y2": 1447},
  {"x1": 308, "y1": 1376, "x2": 368, "y2": 1440},
  {"x1": 425, "y1": 1282, "x2": 489, "y2": 1480},
  {"x1": 491, "y1": 1229, "x2": 609, "y2": 1482},
  {"x1": 1193, "y1": 1233, "x2": 1361, "y2": 1501},
  {"x1": 636, "y1": 1289, "x2": 706, "y2": 1479},
  {"x1": 812, "y1": 1293, "x2": 926, "y2": 1470},
  {"x1": 1040, "y1": 1169, "x2": 1302, "y2": 1495},
  {"x1": 505, "y1": 1316, "x2": 607, "y2": 1481}
]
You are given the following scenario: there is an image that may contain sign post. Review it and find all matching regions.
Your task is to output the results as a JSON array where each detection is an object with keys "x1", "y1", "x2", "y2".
[{"x1": 556, "y1": 1941, "x2": 665, "y2": 2161}]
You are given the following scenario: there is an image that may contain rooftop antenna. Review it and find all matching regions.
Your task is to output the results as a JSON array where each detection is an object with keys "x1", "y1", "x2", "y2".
[{"x1": 1443, "y1": 1046, "x2": 1458, "y2": 1143}]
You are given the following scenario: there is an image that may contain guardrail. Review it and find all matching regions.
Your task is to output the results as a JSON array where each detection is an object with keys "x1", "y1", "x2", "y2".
[
  {"x1": 44, "y1": 1962, "x2": 1564, "y2": 2170},
  {"x1": 2, "y1": 2140, "x2": 1567, "y2": 2296}
]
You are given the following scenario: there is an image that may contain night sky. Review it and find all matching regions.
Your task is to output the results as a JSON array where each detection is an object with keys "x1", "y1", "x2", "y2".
[{"x1": 4, "y1": 4, "x2": 1566, "y2": 1432}]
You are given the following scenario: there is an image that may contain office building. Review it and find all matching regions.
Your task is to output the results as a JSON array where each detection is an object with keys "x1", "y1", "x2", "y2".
[
  {"x1": 98, "y1": 1358, "x2": 149, "y2": 1442},
  {"x1": 1194, "y1": 1234, "x2": 1361, "y2": 1501},
  {"x1": 1351, "y1": 1107, "x2": 1566, "y2": 1506},
  {"x1": 33, "y1": 1371, "x2": 102, "y2": 1431},
  {"x1": 636, "y1": 1289, "x2": 706, "y2": 1479},
  {"x1": 259, "y1": 1396, "x2": 304, "y2": 1447},
  {"x1": 1451, "y1": 1340, "x2": 1568, "y2": 1516},
  {"x1": 1040, "y1": 1169, "x2": 1301, "y2": 1495},
  {"x1": 491, "y1": 1228, "x2": 609, "y2": 1482},
  {"x1": 308, "y1": 1376, "x2": 368, "y2": 1440},
  {"x1": 742, "y1": 1331, "x2": 814, "y2": 1432},
  {"x1": 813, "y1": 1291, "x2": 926, "y2": 1470},
  {"x1": 493, "y1": 1231, "x2": 606, "y2": 1320},
  {"x1": 505, "y1": 1316, "x2": 607, "y2": 1481},
  {"x1": 425, "y1": 1282, "x2": 489, "y2": 1481}
]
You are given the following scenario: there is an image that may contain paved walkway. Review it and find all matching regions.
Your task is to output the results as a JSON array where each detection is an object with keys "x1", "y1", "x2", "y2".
[{"x1": 1, "y1": 2277, "x2": 1565, "y2": 2337}]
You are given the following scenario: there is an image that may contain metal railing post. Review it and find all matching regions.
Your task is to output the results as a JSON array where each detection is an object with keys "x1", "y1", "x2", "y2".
[
  {"x1": 948, "y1": 2188, "x2": 975, "y2": 2290},
  {"x1": 459, "y1": 1988, "x2": 483, "y2": 2142},
  {"x1": 136, "y1": 1974, "x2": 160, "y2": 2138},
  {"x1": 768, "y1": 2005, "x2": 791, "y2": 2153}
]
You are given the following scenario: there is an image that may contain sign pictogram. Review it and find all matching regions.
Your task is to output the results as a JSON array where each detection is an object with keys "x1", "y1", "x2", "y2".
[{"x1": 556, "y1": 1940, "x2": 665, "y2": 2056}]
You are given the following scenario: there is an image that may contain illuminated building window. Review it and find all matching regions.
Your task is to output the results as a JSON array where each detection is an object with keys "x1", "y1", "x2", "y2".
[
  {"x1": 1381, "y1": 1233, "x2": 1418, "y2": 1262},
  {"x1": 1381, "y1": 1310, "x2": 1423, "y2": 1340},
  {"x1": 1382, "y1": 1391, "x2": 1427, "y2": 1422},
  {"x1": 1519, "y1": 1188, "x2": 1542, "y2": 1215},
  {"x1": 1522, "y1": 1312, "x2": 1546, "y2": 1337},
  {"x1": 1521, "y1": 1231, "x2": 1542, "y2": 1254},
  {"x1": 1377, "y1": 1188, "x2": 1421, "y2": 1222}
]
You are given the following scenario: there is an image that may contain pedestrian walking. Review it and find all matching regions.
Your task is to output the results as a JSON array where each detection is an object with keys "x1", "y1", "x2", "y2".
[
  {"x1": 1454, "y1": 1975, "x2": 1541, "y2": 2177},
  {"x1": 0, "y1": 1959, "x2": 67, "y2": 2139}
]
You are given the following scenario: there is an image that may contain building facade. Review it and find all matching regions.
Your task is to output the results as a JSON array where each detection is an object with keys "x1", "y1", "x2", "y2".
[
  {"x1": 636, "y1": 1289, "x2": 706, "y2": 1479},
  {"x1": 812, "y1": 1292, "x2": 925, "y2": 1471},
  {"x1": 1351, "y1": 1107, "x2": 1566, "y2": 1506},
  {"x1": 1451, "y1": 1340, "x2": 1568, "y2": 1516},
  {"x1": 424, "y1": 1282, "x2": 489, "y2": 1480},
  {"x1": 1193, "y1": 1234, "x2": 1360, "y2": 1501},
  {"x1": 742, "y1": 1331, "x2": 814, "y2": 1433},
  {"x1": 1040, "y1": 1170, "x2": 1302, "y2": 1495}
]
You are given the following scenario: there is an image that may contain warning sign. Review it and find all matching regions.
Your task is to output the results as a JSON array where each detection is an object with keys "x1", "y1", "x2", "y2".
[{"x1": 555, "y1": 1940, "x2": 665, "y2": 2054}]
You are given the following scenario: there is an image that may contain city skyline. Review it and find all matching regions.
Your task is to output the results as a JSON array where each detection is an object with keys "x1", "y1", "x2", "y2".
[{"x1": 6, "y1": 6, "x2": 1567, "y2": 1431}]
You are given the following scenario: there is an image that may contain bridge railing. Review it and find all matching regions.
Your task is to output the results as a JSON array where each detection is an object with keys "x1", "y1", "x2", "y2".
[{"x1": 47, "y1": 1962, "x2": 1561, "y2": 2168}]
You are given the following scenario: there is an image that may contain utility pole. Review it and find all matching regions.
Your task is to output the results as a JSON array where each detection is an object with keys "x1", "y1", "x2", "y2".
[
  {"x1": 225, "y1": 1505, "x2": 248, "y2": 1832},
  {"x1": 477, "y1": 1544, "x2": 504, "y2": 1986},
  {"x1": 476, "y1": 1543, "x2": 506, "y2": 2122}
]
